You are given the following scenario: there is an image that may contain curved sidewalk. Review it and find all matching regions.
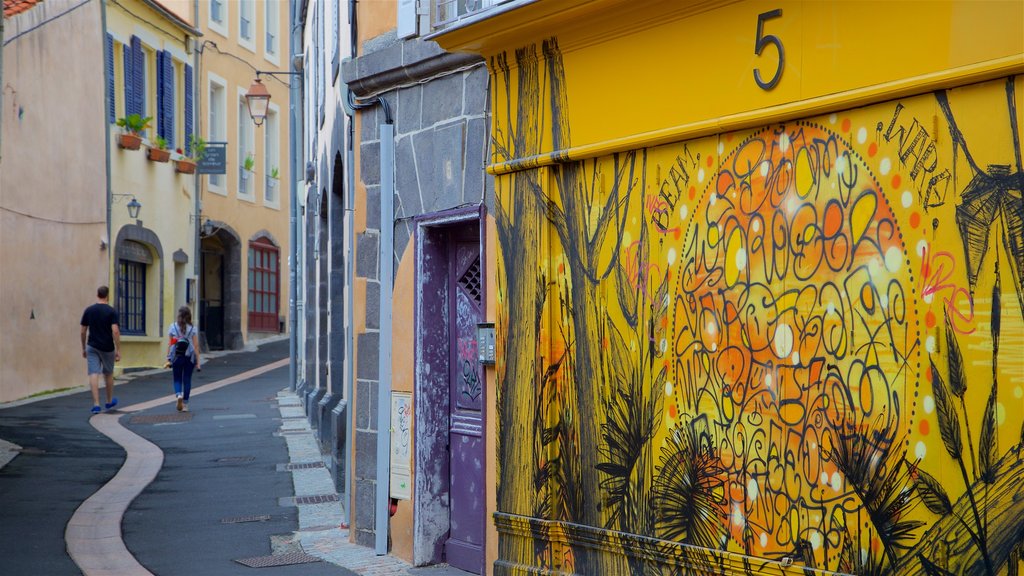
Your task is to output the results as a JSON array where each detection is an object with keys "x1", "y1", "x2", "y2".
[{"x1": 65, "y1": 359, "x2": 289, "y2": 576}]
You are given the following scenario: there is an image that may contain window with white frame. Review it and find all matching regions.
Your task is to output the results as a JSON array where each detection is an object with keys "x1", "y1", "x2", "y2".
[
  {"x1": 238, "y1": 93, "x2": 255, "y2": 199},
  {"x1": 209, "y1": 0, "x2": 227, "y2": 36},
  {"x1": 208, "y1": 76, "x2": 227, "y2": 190},
  {"x1": 239, "y1": 0, "x2": 255, "y2": 48},
  {"x1": 264, "y1": 106, "x2": 280, "y2": 206},
  {"x1": 264, "y1": 0, "x2": 279, "y2": 60}
]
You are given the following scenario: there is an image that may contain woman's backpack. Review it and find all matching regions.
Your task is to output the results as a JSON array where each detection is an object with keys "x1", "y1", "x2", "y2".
[{"x1": 169, "y1": 324, "x2": 195, "y2": 361}]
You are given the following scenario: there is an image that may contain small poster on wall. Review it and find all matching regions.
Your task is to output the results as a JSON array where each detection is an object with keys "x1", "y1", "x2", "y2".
[{"x1": 390, "y1": 392, "x2": 412, "y2": 500}]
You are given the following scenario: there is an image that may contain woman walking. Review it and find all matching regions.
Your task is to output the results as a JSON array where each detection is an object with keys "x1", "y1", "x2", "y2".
[{"x1": 167, "y1": 306, "x2": 201, "y2": 411}]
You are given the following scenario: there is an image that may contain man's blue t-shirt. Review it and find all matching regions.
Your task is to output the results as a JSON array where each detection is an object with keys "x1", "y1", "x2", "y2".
[{"x1": 81, "y1": 303, "x2": 119, "y2": 352}]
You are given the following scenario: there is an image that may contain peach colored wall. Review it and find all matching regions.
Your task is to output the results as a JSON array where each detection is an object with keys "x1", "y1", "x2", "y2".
[
  {"x1": 390, "y1": 245, "x2": 416, "y2": 563},
  {"x1": 197, "y1": 0, "x2": 291, "y2": 340},
  {"x1": 1, "y1": 0, "x2": 109, "y2": 403}
]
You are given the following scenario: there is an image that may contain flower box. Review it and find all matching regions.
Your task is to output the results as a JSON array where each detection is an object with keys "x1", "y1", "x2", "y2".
[
  {"x1": 147, "y1": 147, "x2": 171, "y2": 163},
  {"x1": 118, "y1": 133, "x2": 143, "y2": 150},
  {"x1": 175, "y1": 159, "x2": 197, "y2": 174}
]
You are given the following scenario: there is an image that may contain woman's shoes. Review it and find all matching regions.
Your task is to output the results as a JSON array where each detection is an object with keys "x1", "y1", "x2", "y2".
[{"x1": 176, "y1": 395, "x2": 184, "y2": 412}]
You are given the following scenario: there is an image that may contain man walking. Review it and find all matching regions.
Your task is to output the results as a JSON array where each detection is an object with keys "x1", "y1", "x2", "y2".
[{"x1": 80, "y1": 286, "x2": 120, "y2": 414}]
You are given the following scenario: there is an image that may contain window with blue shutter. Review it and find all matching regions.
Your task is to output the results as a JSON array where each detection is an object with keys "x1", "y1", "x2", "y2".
[
  {"x1": 132, "y1": 37, "x2": 144, "y2": 121},
  {"x1": 156, "y1": 51, "x2": 165, "y2": 140},
  {"x1": 157, "y1": 51, "x2": 175, "y2": 149},
  {"x1": 124, "y1": 41, "x2": 134, "y2": 117},
  {"x1": 106, "y1": 34, "x2": 115, "y2": 122},
  {"x1": 184, "y1": 64, "x2": 193, "y2": 156}
]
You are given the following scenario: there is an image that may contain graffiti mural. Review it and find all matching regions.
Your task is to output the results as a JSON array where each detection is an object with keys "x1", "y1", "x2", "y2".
[{"x1": 493, "y1": 39, "x2": 1024, "y2": 576}]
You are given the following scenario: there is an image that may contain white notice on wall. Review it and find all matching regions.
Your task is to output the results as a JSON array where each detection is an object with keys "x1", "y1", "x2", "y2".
[{"x1": 390, "y1": 392, "x2": 413, "y2": 500}]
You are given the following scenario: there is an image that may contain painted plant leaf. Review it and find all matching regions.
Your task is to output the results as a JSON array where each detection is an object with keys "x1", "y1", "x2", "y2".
[
  {"x1": 913, "y1": 465, "x2": 953, "y2": 516},
  {"x1": 944, "y1": 312, "x2": 967, "y2": 398},
  {"x1": 991, "y1": 268, "x2": 1002, "y2": 352},
  {"x1": 930, "y1": 359, "x2": 963, "y2": 459},
  {"x1": 979, "y1": 379, "x2": 999, "y2": 484},
  {"x1": 919, "y1": 554, "x2": 956, "y2": 576}
]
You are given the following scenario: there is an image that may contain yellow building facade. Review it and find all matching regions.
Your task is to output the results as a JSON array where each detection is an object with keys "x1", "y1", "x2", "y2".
[
  {"x1": 106, "y1": 0, "x2": 199, "y2": 369},
  {"x1": 437, "y1": 1, "x2": 1024, "y2": 574},
  {"x1": 194, "y1": 0, "x2": 290, "y2": 351}
]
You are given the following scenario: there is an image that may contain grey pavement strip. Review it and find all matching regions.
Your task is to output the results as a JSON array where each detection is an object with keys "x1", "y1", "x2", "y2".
[
  {"x1": 64, "y1": 359, "x2": 290, "y2": 576},
  {"x1": 276, "y1": 389, "x2": 430, "y2": 576}
]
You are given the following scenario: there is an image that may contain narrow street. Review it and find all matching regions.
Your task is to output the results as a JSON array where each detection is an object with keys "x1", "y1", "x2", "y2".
[{"x1": 0, "y1": 340, "x2": 467, "y2": 576}]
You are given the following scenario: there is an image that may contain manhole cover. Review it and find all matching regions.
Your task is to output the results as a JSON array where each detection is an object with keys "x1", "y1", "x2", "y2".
[
  {"x1": 234, "y1": 552, "x2": 322, "y2": 568},
  {"x1": 221, "y1": 514, "x2": 271, "y2": 524},
  {"x1": 294, "y1": 494, "x2": 340, "y2": 505},
  {"x1": 130, "y1": 413, "x2": 193, "y2": 424},
  {"x1": 284, "y1": 462, "x2": 324, "y2": 470},
  {"x1": 217, "y1": 456, "x2": 256, "y2": 464}
]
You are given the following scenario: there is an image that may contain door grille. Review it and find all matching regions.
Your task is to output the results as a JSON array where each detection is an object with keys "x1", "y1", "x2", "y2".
[{"x1": 458, "y1": 257, "x2": 482, "y2": 305}]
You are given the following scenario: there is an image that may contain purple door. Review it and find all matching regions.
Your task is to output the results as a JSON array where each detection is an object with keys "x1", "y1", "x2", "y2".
[{"x1": 445, "y1": 237, "x2": 485, "y2": 574}]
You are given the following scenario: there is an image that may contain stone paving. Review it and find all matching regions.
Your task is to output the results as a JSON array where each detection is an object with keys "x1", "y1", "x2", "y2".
[{"x1": 275, "y1": 389, "x2": 472, "y2": 576}]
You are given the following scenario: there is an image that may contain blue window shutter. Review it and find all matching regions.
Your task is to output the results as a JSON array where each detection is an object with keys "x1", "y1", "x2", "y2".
[
  {"x1": 164, "y1": 54, "x2": 175, "y2": 150},
  {"x1": 132, "y1": 36, "x2": 144, "y2": 121},
  {"x1": 156, "y1": 51, "x2": 165, "y2": 141},
  {"x1": 123, "y1": 42, "x2": 134, "y2": 117},
  {"x1": 184, "y1": 64, "x2": 194, "y2": 156},
  {"x1": 106, "y1": 34, "x2": 115, "y2": 122}
]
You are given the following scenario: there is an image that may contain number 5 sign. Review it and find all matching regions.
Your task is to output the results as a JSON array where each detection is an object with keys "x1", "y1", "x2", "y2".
[{"x1": 754, "y1": 9, "x2": 785, "y2": 90}]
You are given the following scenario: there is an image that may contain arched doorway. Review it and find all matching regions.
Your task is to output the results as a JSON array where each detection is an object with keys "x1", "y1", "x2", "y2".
[{"x1": 199, "y1": 221, "x2": 242, "y2": 350}]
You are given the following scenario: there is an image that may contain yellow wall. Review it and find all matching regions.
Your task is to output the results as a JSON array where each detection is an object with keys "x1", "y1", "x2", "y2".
[
  {"x1": 0, "y1": 1, "x2": 108, "y2": 401},
  {"x1": 107, "y1": 0, "x2": 198, "y2": 368},
  {"x1": 436, "y1": 0, "x2": 1024, "y2": 574}
]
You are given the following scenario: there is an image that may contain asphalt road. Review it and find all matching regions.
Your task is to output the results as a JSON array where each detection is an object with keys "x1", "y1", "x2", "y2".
[{"x1": 0, "y1": 339, "x2": 357, "y2": 576}]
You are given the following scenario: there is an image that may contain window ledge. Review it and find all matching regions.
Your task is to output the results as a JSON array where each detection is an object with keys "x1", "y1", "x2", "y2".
[{"x1": 121, "y1": 335, "x2": 164, "y2": 343}]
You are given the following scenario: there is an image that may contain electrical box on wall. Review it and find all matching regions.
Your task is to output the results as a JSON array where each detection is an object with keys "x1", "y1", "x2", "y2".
[{"x1": 476, "y1": 322, "x2": 495, "y2": 366}]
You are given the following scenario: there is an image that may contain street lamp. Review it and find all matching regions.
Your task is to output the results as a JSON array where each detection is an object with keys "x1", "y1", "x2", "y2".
[
  {"x1": 127, "y1": 197, "x2": 142, "y2": 219},
  {"x1": 244, "y1": 78, "x2": 271, "y2": 127},
  {"x1": 112, "y1": 194, "x2": 142, "y2": 219},
  {"x1": 244, "y1": 71, "x2": 302, "y2": 127}
]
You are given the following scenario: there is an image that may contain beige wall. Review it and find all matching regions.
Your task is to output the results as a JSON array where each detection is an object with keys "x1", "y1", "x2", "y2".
[
  {"x1": 0, "y1": 1, "x2": 108, "y2": 403},
  {"x1": 197, "y1": 0, "x2": 291, "y2": 340}
]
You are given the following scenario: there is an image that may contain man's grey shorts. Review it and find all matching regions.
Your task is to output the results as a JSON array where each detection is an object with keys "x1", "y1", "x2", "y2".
[{"x1": 86, "y1": 346, "x2": 115, "y2": 375}]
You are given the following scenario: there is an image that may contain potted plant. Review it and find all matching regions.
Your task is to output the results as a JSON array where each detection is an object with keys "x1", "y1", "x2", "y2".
[
  {"x1": 174, "y1": 148, "x2": 196, "y2": 174},
  {"x1": 240, "y1": 153, "x2": 255, "y2": 183},
  {"x1": 175, "y1": 135, "x2": 208, "y2": 174},
  {"x1": 147, "y1": 135, "x2": 171, "y2": 163},
  {"x1": 267, "y1": 166, "x2": 279, "y2": 191},
  {"x1": 115, "y1": 114, "x2": 152, "y2": 150}
]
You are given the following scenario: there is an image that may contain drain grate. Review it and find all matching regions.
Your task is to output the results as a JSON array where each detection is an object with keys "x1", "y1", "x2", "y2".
[
  {"x1": 234, "y1": 552, "x2": 322, "y2": 568},
  {"x1": 217, "y1": 456, "x2": 256, "y2": 464},
  {"x1": 221, "y1": 514, "x2": 272, "y2": 524},
  {"x1": 284, "y1": 462, "x2": 324, "y2": 471},
  {"x1": 294, "y1": 494, "x2": 340, "y2": 505},
  {"x1": 130, "y1": 413, "x2": 193, "y2": 424}
]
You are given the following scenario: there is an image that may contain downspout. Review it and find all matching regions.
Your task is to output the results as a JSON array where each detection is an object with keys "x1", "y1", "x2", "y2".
[
  {"x1": 101, "y1": 0, "x2": 113, "y2": 278},
  {"x1": 289, "y1": 0, "x2": 302, "y2": 392},
  {"x1": 193, "y1": 0, "x2": 200, "y2": 313},
  {"x1": 375, "y1": 116, "x2": 395, "y2": 556}
]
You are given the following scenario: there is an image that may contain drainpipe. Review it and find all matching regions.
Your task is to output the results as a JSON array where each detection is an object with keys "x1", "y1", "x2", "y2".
[
  {"x1": 375, "y1": 119, "x2": 395, "y2": 555},
  {"x1": 289, "y1": 0, "x2": 302, "y2": 391},
  {"x1": 193, "y1": 0, "x2": 201, "y2": 319},
  {"x1": 101, "y1": 0, "x2": 113, "y2": 277}
]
